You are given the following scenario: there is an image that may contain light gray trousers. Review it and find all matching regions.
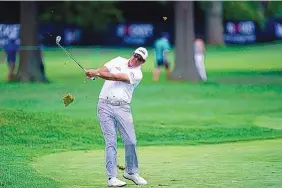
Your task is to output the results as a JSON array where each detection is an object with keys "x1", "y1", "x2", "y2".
[{"x1": 97, "y1": 99, "x2": 138, "y2": 178}]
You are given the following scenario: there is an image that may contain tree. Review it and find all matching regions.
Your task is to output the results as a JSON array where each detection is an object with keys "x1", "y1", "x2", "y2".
[
  {"x1": 171, "y1": 1, "x2": 201, "y2": 82},
  {"x1": 17, "y1": 1, "x2": 47, "y2": 82},
  {"x1": 205, "y1": 1, "x2": 224, "y2": 45}
]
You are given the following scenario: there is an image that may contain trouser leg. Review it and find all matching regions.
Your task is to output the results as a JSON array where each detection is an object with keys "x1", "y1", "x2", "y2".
[
  {"x1": 195, "y1": 55, "x2": 207, "y2": 81},
  {"x1": 97, "y1": 101, "x2": 118, "y2": 178},
  {"x1": 114, "y1": 105, "x2": 138, "y2": 174}
]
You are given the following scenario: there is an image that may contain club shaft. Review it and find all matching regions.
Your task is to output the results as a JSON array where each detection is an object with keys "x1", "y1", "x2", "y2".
[{"x1": 56, "y1": 42, "x2": 85, "y2": 70}]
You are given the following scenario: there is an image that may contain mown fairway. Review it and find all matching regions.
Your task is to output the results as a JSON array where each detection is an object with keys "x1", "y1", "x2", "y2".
[{"x1": 0, "y1": 42, "x2": 282, "y2": 187}]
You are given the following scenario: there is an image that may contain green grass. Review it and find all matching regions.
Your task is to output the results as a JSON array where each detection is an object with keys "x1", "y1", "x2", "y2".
[{"x1": 0, "y1": 42, "x2": 282, "y2": 187}]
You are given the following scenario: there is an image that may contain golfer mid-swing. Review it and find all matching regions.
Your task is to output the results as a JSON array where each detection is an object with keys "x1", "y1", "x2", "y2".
[{"x1": 85, "y1": 47, "x2": 148, "y2": 187}]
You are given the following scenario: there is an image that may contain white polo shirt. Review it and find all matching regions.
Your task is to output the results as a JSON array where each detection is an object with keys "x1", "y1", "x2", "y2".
[{"x1": 99, "y1": 56, "x2": 143, "y2": 104}]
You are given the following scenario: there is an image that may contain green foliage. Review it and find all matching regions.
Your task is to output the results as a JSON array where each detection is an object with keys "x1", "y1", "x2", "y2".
[
  {"x1": 39, "y1": 1, "x2": 123, "y2": 32},
  {"x1": 197, "y1": 1, "x2": 210, "y2": 11},
  {"x1": 223, "y1": 1, "x2": 282, "y2": 28},
  {"x1": 223, "y1": 2, "x2": 264, "y2": 22},
  {"x1": 198, "y1": 1, "x2": 266, "y2": 27},
  {"x1": 265, "y1": 1, "x2": 282, "y2": 18},
  {"x1": 199, "y1": 1, "x2": 282, "y2": 24}
]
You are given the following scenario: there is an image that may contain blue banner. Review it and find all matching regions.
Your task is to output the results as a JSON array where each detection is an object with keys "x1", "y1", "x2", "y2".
[
  {"x1": 0, "y1": 24, "x2": 20, "y2": 46},
  {"x1": 1, "y1": 18, "x2": 282, "y2": 47},
  {"x1": 0, "y1": 23, "x2": 83, "y2": 47},
  {"x1": 115, "y1": 23, "x2": 154, "y2": 45},
  {"x1": 224, "y1": 21, "x2": 257, "y2": 44}
]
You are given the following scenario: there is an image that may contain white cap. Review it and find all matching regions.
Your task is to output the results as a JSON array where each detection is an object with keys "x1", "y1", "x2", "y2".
[{"x1": 134, "y1": 47, "x2": 148, "y2": 60}]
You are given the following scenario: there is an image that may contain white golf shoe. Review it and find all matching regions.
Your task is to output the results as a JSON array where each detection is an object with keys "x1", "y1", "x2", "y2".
[
  {"x1": 108, "y1": 177, "x2": 127, "y2": 187},
  {"x1": 123, "y1": 172, "x2": 148, "y2": 185}
]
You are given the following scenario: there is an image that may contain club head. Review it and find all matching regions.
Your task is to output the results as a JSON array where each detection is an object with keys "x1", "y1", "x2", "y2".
[{"x1": 56, "y1": 36, "x2": 61, "y2": 43}]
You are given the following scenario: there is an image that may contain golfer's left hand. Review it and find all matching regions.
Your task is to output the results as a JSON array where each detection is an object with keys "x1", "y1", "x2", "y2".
[{"x1": 84, "y1": 69, "x2": 98, "y2": 77}]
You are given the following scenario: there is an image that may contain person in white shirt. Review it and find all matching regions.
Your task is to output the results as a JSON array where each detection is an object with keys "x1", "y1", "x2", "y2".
[
  {"x1": 85, "y1": 47, "x2": 148, "y2": 187},
  {"x1": 194, "y1": 37, "x2": 207, "y2": 81}
]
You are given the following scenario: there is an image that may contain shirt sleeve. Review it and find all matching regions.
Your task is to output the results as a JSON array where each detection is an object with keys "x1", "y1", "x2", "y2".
[
  {"x1": 125, "y1": 70, "x2": 142, "y2": 85},
  {"x1": 104, "y1": 57, "x2": 120, "y2": 71}
]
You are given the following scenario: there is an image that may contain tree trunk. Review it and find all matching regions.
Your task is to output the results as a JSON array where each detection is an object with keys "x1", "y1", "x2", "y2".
[
  {"x1": 206, "y1": 1, "x2": 224, "y2": 45},
  {"x1": 17, "y1": 1, "x2": 47, "y2": 82},
  {"x1": 258, "y1": 1, "x2": 267, "y2": 22},
  {"x1": 171, "y1": 1, "x2": 201, "y2": 82}
]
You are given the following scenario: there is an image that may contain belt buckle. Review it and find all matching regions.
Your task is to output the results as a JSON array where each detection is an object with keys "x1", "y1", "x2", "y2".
[
  {"x1": 103, "y1": 99, "x2": 124, "y2": 106},
  {"x1": 110, "y1": 100, "x2": 119, "y2": 105}
]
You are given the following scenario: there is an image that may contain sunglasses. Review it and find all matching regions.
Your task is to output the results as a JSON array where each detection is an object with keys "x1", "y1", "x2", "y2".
[{"x1": 133, "y1": 53, "x2": 145, "y2": 62}]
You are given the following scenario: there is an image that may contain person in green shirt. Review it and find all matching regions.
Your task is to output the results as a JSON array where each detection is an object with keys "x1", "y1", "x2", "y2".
[{"x1": 153, "y1": 32, "x2": 171, "y2": 82}]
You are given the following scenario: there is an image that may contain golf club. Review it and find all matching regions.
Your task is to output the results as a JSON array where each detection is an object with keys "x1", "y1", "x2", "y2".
[{"x1": 55, "y1": 36, "x2": 95, "y2": 80}]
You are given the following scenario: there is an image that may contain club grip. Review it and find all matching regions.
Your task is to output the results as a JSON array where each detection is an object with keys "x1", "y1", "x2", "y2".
[
  {"x1": 88, "y1": 77, "x2": 96, "y2": 80},
  {"x1": 84, "y1": 69, "x2": 96, "y2": 80}
]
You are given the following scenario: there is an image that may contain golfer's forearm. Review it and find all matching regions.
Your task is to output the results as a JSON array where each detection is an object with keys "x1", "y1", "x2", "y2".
[
  {"x1": 97, "y1": 71, "x2": 129, "y2": 82},
  {"x1": 86, "y1": 66, "x2": 109, "y2": 77},
  {"x1": 97, "y1": 72, "x2": 119, "y2": 80},
  {"x1": 97, "y1": 66, "x2": 109, "y2": 73}
]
